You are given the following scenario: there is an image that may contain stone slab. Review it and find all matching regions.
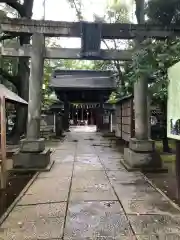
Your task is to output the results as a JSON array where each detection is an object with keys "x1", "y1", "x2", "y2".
[
  {"x1": 128, "y1": 215, "x2": 180, "y2": 236},
  {"x1": 0, "y1": 216, "x2": 64, "y2": 240},
  {"x1": 17, "y1": 190, "x2": 69, "y2": 205},
  {"x1": 121, "y1": 198, "x2": 180, "y2": 215},
  {"x1": 64, "y1": 201, "x2": 133, "y2": 238},
  {"x1": 20, "y1": 138, "x2": 45, "y2": 153},
  {"x1": 103, "y1": 162, "x2": 126, "y2": 171},
  {"x1": 70, "y1": 189, "x2": 117, "y2": 201},
  {"x1": 64, "y1": 237, "x2": 135, "y2": 240},
  {"x1": 73, "y1": 170, "x2": 108, "y2": 180},
  {"x1": 136, "y1": 234, "x2": 180, "y2": 240},
  {"x1": 13, "y1": 148, "x2": 50, "y2": 169},
  {"x1": 2, "y1": 203, "x2": 67, "y2": 221},
  {"x1": 25, "y1": 177, "x2": 71, "y2": 194},
  {"x1": 113, "y1": 182, "x2": 161, "y2": 201},
  {"x1": 74, "y1": 163, "x2": 104, "y2": 172},
  {"x1": 71, "y1": 178, "x2": 112, "y2": 192},
  {"x1": 39, "y1": 167, "x2": 73, "y2": 178},
  {"x1": 107, "y1": 171, "x2": 145, "y2": 184},
  {"x1": 129, "y1": 138, "x2": 155, "y2": 152}
]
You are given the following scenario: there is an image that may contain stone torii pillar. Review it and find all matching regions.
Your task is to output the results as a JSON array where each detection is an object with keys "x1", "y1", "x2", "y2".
[
  {"x1": 123, "y1": 0, "x2": 162, "y2": 170},
  {"x1": 13, "y1": 33, "x2": 50, "y2": 169}
]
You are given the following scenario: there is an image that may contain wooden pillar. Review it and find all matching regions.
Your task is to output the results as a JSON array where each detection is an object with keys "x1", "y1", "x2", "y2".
[
  {"x1": 110, "y1": 112, "x2": 113, "y2": 133},
  {"x1": 0, "y1": 96, "x2": 7, "y2": 189},
  {"x1": 81, "y1": 106, "x2": 83, "y2": 121},
  {"x1": 90, "y1": 109, "x2": 93, "y2": 125},
  {"x1": 176, "y1": 141, "x2": 180, "y2": 200},
  {"x1": 63, "y1": 95, "x2": 70, "y2": 131},
  {"x1": 53, "y1": 113, "x2": 56, "y2": 133},
  {"x1": 97, "y1": 95, "x2": 104, "y2": 131}
]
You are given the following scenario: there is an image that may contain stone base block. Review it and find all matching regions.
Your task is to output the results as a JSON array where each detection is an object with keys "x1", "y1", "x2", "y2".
[
  {"x1": 13, "y1": 149, "x2": 50, "y2": 169},
  {"x1": 129, "y1": 138, "x2": 155, "y2": 152},
  {"x1": 20, "y1": 138, "x2": 45, "y2": 153},
  {"x1": 124, "y1": 148, "x2": 162, "y2": 169}
]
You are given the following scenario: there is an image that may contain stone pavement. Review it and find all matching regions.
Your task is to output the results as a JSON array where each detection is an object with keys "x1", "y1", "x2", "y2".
[{"x1": 1, "y1": 126, "x2": 180, "y2": 239}]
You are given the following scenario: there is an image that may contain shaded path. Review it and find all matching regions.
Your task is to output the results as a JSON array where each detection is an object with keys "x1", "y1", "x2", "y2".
[{"x1": 1, "y1": 126, "x2": 180, "y2": 239}]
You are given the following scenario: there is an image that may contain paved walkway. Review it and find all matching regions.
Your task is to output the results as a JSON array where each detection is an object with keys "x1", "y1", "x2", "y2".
[{"x1": 1, "y1": 126, "x2": 180, "y2": 239}]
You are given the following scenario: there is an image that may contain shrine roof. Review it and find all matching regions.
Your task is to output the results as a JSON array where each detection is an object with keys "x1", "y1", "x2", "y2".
[
  {"x1": 0, "y1": 84, "x2": 28, "y2": 105},
  {"x1": 50, "y1": 69, "x2": 116, "y2": 90}
]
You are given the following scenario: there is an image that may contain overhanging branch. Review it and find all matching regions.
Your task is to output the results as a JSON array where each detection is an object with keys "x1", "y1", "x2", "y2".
[
  {"x1": 0, "y1": 34, "x2": 17, "y2": 41},
  {"x1": 0, "y1": 68, "x2": 19, "y2": 87},
  {"x1": 0, "y1": 0, "x2": 25, "y2": 17}
]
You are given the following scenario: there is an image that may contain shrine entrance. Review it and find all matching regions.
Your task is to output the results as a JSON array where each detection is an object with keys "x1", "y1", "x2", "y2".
[
  {"x1": 69, "y1": 103, "x2": 99, "y2": 126},
  {"x1": 0, "y1": 16, "x2": 173, "y2": 170},
  {"x1": 50, "y1": 69, "x2": 116, "y2": 131}
]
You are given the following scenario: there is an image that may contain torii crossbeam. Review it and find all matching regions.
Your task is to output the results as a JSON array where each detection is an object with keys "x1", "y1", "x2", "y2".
[{"x1": 1, "y1": 18, "x2": 179, "y2": 39}]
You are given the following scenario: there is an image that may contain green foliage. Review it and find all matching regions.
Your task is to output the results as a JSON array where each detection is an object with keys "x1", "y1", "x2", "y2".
[
  {"x1": 122, "y1": 0, "x2": 180, "y2": 105},
  {"x1": 123, "y1": 39, "x2": 180, "y2": 102},
  {"x1": 146, "y1": 0, "x2": 180, "y2": 25}
]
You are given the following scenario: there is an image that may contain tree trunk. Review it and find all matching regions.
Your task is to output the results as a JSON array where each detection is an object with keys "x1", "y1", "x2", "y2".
[
  {"x1": 10, "y1": 0, "x2": 34, "y2": 143},
  {"x1": 10, "y1": 58, "x2": 29, "y2": 142}
]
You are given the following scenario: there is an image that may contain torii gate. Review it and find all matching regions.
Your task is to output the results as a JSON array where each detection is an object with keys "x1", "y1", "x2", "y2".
[{"x1": 0, "y1": 18, "x2": 178, "y2": 170}]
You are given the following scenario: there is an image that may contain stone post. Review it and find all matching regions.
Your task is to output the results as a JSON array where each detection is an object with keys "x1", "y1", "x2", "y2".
[{"x1": 13, "y1": 33, "x2": 50, "y2": 169}]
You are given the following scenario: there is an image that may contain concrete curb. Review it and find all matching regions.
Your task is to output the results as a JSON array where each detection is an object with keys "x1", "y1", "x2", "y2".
[{"x1": 0, "y1": 172, "x2": 39, "y2": 225}]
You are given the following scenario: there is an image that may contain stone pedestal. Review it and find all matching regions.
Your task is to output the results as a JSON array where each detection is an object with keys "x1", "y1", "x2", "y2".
[
  {"x1": 20, "y1": 138, "x2": 45, "y2": 153},
  {"x1": 123, "y1": 138, "x2": 163, "y2": 171},
  {"x1": 13, "y1": 149, "x2": 50, "y2": 169},
  {"x1": 13, "y1": 33, "x2": 50, "y2": 170},
  {"x1": 13, "y1": 138, "x2": 50, "y2": 169}
]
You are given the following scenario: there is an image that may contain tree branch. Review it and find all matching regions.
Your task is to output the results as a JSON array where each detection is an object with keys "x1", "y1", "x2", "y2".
[
  {"x1": 0, "y1": 0, "x2": 25, "y2": 17},
  {"x1": 0, "y1": 68, "x2": 19, "y2": 87},
  {"x1": 0, "y1": 34, "x2": 17, "y2": 41},
  {"x1": 67, "y1": 0, "x2": 83, "y2": 20}
]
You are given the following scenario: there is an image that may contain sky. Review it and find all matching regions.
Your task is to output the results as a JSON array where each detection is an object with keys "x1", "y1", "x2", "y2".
[
  {"x1": 33, "y1": 0, "x2": 108, "y2": 48},
  {"x1": 32, "y1": 0, "x2": 134, "y2": 48}
]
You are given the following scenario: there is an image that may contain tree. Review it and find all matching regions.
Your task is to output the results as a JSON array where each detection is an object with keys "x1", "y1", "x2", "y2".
[
  {"x1": 0, "y1": 0, "x2": 34, "y2": 142},
  {"x1": 67, "y1": 0, "x2": 83, "y2": 20},
  {"x1": 146, "y1": 0, "x2": 180, "y2": 25},
  {"x1": 121, "y1": 0, "x2": 180, "y2": 152}
]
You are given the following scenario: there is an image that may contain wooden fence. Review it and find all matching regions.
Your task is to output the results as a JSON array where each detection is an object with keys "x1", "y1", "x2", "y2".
[{"x1": 115, "y1": 95, "x2": 135, "y2": 142}]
